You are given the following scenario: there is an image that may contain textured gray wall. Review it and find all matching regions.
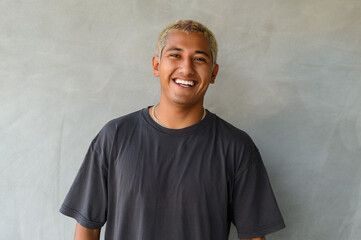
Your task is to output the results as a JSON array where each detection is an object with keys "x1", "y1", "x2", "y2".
[{"x1": 1, "y1": 0, "x2": 360, "y2": 239}]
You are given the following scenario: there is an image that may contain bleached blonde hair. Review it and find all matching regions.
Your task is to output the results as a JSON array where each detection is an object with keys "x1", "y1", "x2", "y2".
[{"x1": 155, "y1": 20, "x2": 218, "y2": 65}]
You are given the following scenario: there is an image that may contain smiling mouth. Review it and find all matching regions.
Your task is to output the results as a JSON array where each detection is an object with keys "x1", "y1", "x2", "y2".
[{"x1": 173, "y1": 79, "x2": 196, "y2": 88}]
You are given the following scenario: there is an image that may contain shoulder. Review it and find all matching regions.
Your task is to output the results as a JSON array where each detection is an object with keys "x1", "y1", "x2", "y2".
[
  {"x1": 212, "y1": 113, "x2": 256, "y2": 148},
  {"x1": 91, "y1": 109, "x2": 143, "y2": 146},
  {"x1": 99, "y1": 109, "x2": 143, "y2": 135}
]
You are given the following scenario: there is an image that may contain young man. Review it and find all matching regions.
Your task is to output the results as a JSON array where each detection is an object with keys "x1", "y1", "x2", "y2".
[{"x1": 60, "y1": 20, "x2": 285, "y2": 240}]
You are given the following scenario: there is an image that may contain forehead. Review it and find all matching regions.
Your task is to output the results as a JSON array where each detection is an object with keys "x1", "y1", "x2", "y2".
[{"x1": 163, "y1": 30, "x2": 211, "y2": 53}]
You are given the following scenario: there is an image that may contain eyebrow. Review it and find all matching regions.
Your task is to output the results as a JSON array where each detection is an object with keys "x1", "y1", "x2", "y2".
[{"x1": 165, "y1": 47, "x2": 210, "y2": 58}]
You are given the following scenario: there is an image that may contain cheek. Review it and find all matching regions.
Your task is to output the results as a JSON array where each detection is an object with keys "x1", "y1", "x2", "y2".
[
  {"x1": 198, "y1": 67, "x2": 213, "y2": 80},
  {"x1": 159, "y1": 62, "x2": 177, "y2": 74}
]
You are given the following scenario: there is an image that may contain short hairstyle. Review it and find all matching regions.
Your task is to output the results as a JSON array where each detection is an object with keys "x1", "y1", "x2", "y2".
[{"x1": 155, "y1": 20, "x2": 218, "y2": 65}]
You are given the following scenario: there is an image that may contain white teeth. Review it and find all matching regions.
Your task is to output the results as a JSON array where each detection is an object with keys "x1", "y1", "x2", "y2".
[{"x1": 174, "y1": 79, "x2": 195, "y2": 86}]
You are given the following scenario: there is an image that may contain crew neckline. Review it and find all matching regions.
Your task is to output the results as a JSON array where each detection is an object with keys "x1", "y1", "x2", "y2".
[{"x1": 141, "y1": 106, "x2": 215, "y2": 136}]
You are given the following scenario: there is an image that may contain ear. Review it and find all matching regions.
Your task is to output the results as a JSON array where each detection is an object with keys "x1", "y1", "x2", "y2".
[
  {"x1": 152, "y1": 56, "x2": 160, "y2": 77},
  {"x1": 210, "y1": 63, "x2": 219, "y2": 84}
]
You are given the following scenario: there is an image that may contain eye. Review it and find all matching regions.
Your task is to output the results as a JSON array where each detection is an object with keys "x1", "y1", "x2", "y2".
[
  {"x1": 169, "y1": 54, "x2": 180, "y2": 58},
  {"x1": 194, "y1": 57, "x2": 207, "y2": 63}
]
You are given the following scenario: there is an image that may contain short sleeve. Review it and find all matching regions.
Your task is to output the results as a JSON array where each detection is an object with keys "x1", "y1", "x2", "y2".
[
  {"x1": 231, "y1": 143, "x2": 285, "y2": 239},
  {"x1": 59, "y1": 132, "x2": 109, "y2": 229}
]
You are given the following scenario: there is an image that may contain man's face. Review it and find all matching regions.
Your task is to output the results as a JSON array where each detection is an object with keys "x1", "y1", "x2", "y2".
[{"x1": 152, "y1": 30, "x2": 219, "y2": 107}]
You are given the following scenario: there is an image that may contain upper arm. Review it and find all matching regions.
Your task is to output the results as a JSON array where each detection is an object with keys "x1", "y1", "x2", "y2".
[{"x1": 74, "y1": 222, "x2": 101, "y2": 240}]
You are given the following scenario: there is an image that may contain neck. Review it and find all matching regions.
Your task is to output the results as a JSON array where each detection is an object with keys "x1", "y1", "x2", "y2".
[{"x1": 149, "y1": 101, "x2": 206, "y2": 129}]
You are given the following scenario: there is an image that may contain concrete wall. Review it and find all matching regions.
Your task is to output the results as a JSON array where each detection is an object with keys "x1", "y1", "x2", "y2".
[{"x1": 1, "y1": 0, "x2": 360, "y2": 239}]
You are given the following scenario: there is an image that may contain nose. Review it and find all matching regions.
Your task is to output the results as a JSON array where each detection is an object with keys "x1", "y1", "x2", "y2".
[{"x1": 179, "y1": 57, "x2": 195, "y2": 76}]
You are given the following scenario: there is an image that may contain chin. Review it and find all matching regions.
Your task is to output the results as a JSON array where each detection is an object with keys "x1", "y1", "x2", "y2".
[{"x1": 172, "y1": 98, "x2": 202, "y2": 106}]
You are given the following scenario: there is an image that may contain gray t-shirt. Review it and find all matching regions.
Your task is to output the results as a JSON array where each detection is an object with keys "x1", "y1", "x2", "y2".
[{"x1": 60, "y1": 107, "x2": 285, "y2": 239}]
